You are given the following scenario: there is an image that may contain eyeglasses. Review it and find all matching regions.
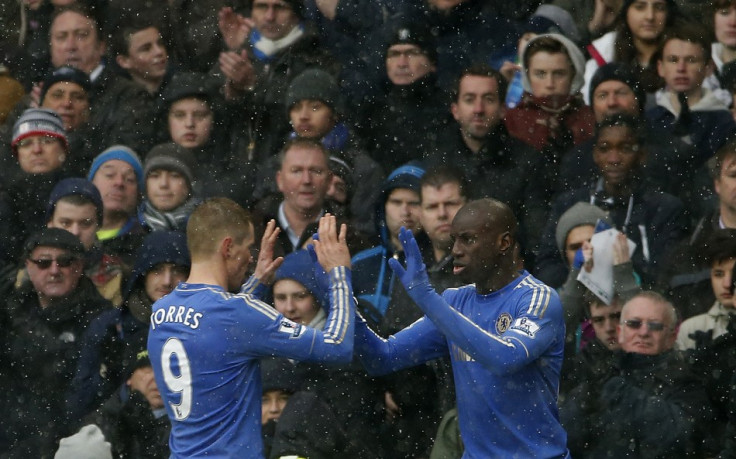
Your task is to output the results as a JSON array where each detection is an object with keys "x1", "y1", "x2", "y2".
[
  {"x1": 16, "y1": 136, "x2": 60, "y2": 148},
  {"x1": 28, "y1": 255, "x2": 78, "y2": 269},
  {"x1": 622, "y1": 319, "x2": 667, "y2": 331},
  {"x1": 590, "y1": 312, "x2": 621, "y2": 325}
]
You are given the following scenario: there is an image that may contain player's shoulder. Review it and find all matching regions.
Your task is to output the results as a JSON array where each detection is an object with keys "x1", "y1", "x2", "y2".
[
  {"x1": 511, "y1": 272, "x2": 561, "y2": 316},
  {"x1": 441, "y1": 284, "x2": 477, "y2": 302}
]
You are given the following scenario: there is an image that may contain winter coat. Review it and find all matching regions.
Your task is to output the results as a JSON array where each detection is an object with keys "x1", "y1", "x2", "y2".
[
  {"x1": 429, "y1": 122, "x2": 552, "y2": 263},
  {"x1": 561, "y1": 350, "x2": 714, "y2": 458},
  {"x1": 0, "y1": 277, "x2": 110, "y2": 456},
  {"x1": 87, "y1": 386, "x2": 170, "y2": 459},
  {"x1": 357, "y1": 73, "x2": 452, "y2": 172},
  {"x1": 535, "y1": 183, "x2": 688, "y2": 288},
  {"x1": 646, "y1": 88, "x2": 736, "y2": 167},
  {"x1": 505, "y1": 33, "x2": 595, "y2": 156}
]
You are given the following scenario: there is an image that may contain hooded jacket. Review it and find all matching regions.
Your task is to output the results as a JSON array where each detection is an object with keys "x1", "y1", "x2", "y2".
[
  {"x1": 505, "y1": 33, "x2": 595, "y2": 153},
  {"x1": 68, "y1": 231, "x2": 190, "y2": 423}
]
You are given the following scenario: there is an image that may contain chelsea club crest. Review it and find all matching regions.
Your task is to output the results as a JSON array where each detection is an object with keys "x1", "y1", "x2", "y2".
[{"x1": 496, "y1": 313, "x2": 512, "y2": 334}]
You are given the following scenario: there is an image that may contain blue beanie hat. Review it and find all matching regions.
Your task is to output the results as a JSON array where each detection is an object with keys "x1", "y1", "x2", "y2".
[
  {"x1": 382, "y1": 160, "x2": 426, "y2": 199},
  {"x1": 273, "y1": 249, "x2": 323, "y2": 308},
  {"x1": 87, "y1": 145, "x2": 144, "y2": 190},
  {"x1": 45, "y1": 177, "x2": 103, "y2": 225}
]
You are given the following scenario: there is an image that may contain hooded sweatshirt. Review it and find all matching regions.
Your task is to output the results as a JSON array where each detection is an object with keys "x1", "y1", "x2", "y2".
[{"x1": 505, "y1": 33, "x2": 595, "y2": 154}]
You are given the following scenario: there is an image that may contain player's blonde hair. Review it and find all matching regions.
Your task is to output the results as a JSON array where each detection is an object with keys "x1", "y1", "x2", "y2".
[{"x1": 186, "y1": 198, "x2": 253, "y2": 259}]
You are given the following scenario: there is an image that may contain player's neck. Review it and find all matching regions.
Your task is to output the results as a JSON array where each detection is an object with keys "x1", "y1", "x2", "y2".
[
  {"x1": 476, "y1": 267, "x2": 519, "y2": 295},
  {"x1": 186, "y1": 260, "x2": 229, "y2": 289}
]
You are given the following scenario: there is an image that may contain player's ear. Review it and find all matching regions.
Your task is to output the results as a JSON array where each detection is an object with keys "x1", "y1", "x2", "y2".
[
  {"x1": 498, "y1": 231, "x2": 513, "y2": 253},
  {"x1": 220, "y1": 236, "x2": 234, "y2": 258}
]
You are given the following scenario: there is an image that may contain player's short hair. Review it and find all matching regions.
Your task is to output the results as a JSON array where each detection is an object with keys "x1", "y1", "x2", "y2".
[
  {"x1": 660, "y1": 21, "x2": 712, "y2": 63},
  {"x1": 710, "y1": 136, "x2": 736, "y2": 179},
  {"x1": 420, "y1": 165, "x2": 469, "y2": 202},
  {"x1": 186, "y1": 198, "x2": 253, "y2": 259},
  {"x1": 523, "y1": 36, "x2": 574, "y2": 75},
  {"x1": 452, "y1": 63, "x2": 508, "y2": 103},
  {"x1": 704, "y1": 229, "x2": 736, "y2": 265},
  {"x1": 277, "y1": 137, "x2": 330, "y2": 170},
  {"x1": 622, "y1": 291, "x2": 678, "y2": 330}
]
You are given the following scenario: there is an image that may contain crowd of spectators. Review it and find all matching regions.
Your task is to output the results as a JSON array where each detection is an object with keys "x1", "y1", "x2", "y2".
[{"x1": 3, "y1": 0, "x2": 736, "y2": 457}]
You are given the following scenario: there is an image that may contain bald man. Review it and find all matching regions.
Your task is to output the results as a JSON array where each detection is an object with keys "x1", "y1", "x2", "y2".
[{"x1": 354, "y1": 198, "x2": 570, "y2": 458}]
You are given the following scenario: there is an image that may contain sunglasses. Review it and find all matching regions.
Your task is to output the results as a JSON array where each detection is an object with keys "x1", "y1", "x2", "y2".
[
  {"x1": 28, "y1": 255, "x2": 78, "y2": 269},
  {"x1": 622, "y1": 319, "x2": 667, "y2": 332}
]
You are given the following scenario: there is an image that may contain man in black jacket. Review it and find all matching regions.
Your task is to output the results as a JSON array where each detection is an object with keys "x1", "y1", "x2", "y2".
[
  {"x1": 561, "y1": 291, "x2": 714, "y2": 458},
  {"x1": 429, "y1": 64, "x2": 550, "y2": 268},
  {"x1": 0, "y1": 228, "x2": 110, "y2": 456}
]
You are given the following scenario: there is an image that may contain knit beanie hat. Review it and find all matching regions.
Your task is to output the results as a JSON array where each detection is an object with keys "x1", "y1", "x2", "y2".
[
  {"x1": 555, "y1": 202, "x2": 610, "y2": 253},
  {"x1": 382, "y1": 161, "x2": 426, "y2": 199},
  {"x1": 162, "y1": 71, "x2": 216, "y2": 107},
  {"x1": 261, "y1": 357, "x2": 303, "y2": 394},
  {"x1": 588, "y1": 63, "x2": 646, "y2": 114},
  {"x1": 285, "y1": 68, "x2": 340, "y2": 114},
  {"x1": 54, "y1": 425, "x2": 112, "y2": 459},
  {"x1": 385, "y1": 22, "x2": 438, "y2": 64},
  {"x1": 328, "y1": 150, "x2": 354, "y2": 196},
  {"x1": 41, "y1": 66, "x2": 91, "y2": 104},
  {"x1": 45, "y1": 177, "x2": 104, "y2": 225},
  {"x1": 24, "y1": 227, "x2": 86, "y2": 259},
  {"x1": 87, "y1": 145, "x2": 144, "y2": 189},
  {"x1": 144, "y1": 143, "x2": 197, "y2": 187},
  {"x1": 120, "y1": 331, "x2": 151, "y2": 378},
  {"x1": 12, "y1": 108, "x2": 68, "y2": 153},
  {"x1": 274, "y1": 249, "x2": 324, "y2": 308}
]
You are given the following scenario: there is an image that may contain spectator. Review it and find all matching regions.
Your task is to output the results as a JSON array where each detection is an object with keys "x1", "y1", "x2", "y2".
[
  {"x1": 0, "y1": 228, "x2": 110, "y2": 456},
  {"x1": 214, "y1": 1, "x2": 338, "y2": 162},
  {"x1": 657, "y1": 124, "x2": 736, "y2": 319},
  {"x1": 432, "y1": 64, "x2": 551, "y2": 263},
  {"x1": 85, "y1": 331, "x2": 171, "y2": 459},
  {"x1": 504, "y1": 33, "x2": 595, "y2": 167},
  {"x1": 48, "y1": 4, "x2": 156, "y2": 155},
  {"x1": 139, "y1": 143, "x2": 200, "y2": 232},
  {"x1": 275, "y1": 68, "x2": 384, "y2": 237},
  {"x1": 535, "y1": 114, "x2": 687, "y2": 288},
  {"x1": 162, "y1": 71, "x2": 256, "y2": 206},
  {"x1": 44, "y1": 177, "x2": 125, "y2": 306},
  {"x1": 0, "y1": 108, "x2": 72, "y2": 267},
  {"x1": 270, "y1": 250, "x2": 383, "y2": 457},
  {"x1": 356, "y1": 22, "x2": 452, "y2": 171},
  {"x1": 559, "y1": 62, "x2": 699, "y2": 211},
  {"x1": 352, "y1": 162, "x2": 447, "y2": 458},
  {"x1": 87, "y1": 145, "x2": 146, "y2": 270},
  {"x1": 561, "y1": 291, "x2": 714, "y2": 457},
  {"x1": 111, "y1": 20, "x2": 170, "y2": 96},
  {"x1": 69, "y1": 231, "x2": 189, "y2": 422},
  {"x1": 254, "y1": 138, "x2": 366, "y2": 257},
  {"x1": 582, "y1": 0, "x2": 680, "y2": 101},
  {"x1": 647, "y1": 22, "x2": 736, "y2": 167}
]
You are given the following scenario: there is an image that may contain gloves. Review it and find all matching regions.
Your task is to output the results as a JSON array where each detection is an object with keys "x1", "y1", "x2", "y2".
[
  {"x1": 573, "y1": 248, "x2": 585, "y2": 270},
  {"x1": 387, "y1": 227, "x2": 434, "y2": 301}
]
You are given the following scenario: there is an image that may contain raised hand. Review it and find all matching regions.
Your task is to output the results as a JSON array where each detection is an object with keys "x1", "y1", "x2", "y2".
[
  {"x1": 387, "y1": 226, "x2": 430, "y2": 292},
  {"x1": 218, "y1": 7, "x2": 253, "y2": 50},
  {"x1": 253, "y1": 219, "x2": 283, "y2": 285},
  {"x1": 312, "y1": 214, "x2": 350, "y2": 272}
]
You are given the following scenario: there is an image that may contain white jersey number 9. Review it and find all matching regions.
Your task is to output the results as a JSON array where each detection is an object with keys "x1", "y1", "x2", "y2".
[{"x1": 161, "y1": 337, "x2": 193, "y2": 420}]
